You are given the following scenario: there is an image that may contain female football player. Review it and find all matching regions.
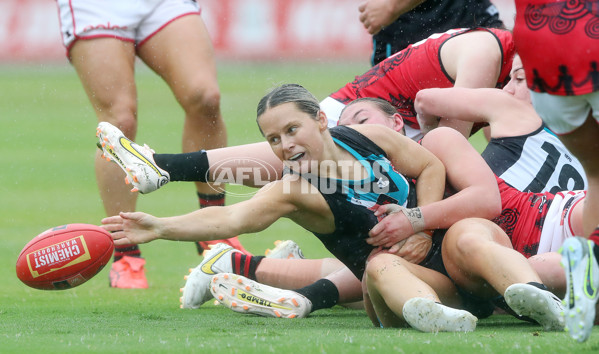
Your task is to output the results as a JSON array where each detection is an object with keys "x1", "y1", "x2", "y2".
[{"x1": 100, "y1": 84, "x2": 561, "y2": 332}]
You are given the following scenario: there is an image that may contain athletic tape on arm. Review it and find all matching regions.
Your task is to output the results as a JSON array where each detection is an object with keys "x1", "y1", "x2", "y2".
[{"x1": 399, "y1": 207, "x2": 425, "y2": 233}]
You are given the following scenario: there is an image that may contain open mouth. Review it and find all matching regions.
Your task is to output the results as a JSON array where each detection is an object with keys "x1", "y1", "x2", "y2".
[{"x1": 288, "y1": 152, "x2": 305, "y2": 162}]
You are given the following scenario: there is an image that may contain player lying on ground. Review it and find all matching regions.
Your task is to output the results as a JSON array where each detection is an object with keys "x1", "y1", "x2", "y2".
[
  {"x1": 97, "y1": 92, "x2": 588, "y2": 320},
  {"x1": 105, "y1": 56, "x2": 587, "y2": 300},
  {"x1": 100, "y1": 84, "x2": 563, "y2": 332},
  {"x1": 97, "y1": 93, "x2": 587, "y2": 323}
]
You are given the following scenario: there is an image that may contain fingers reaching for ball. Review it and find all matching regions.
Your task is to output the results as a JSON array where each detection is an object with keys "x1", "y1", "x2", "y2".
[{"x1": 101, "y1": 212, "x2": 160, "y2": 245}]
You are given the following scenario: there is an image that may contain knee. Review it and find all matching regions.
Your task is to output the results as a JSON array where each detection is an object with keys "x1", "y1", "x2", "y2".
[
  {"x1": 365, "y1": 254, "x2": 401, "y2": 282},
  {"x1": 181, "y1": 82, "x2": 221, "y2": 118},
  {"x1": 104, "y1": 118, "x2": 137, "y2": 139},
  {"x1": 446, "y1": 221, "x2": 488, "y2": 258}
]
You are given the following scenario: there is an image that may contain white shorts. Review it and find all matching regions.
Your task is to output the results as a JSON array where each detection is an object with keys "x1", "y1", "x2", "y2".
[
  {"x1": 537, "y1": 190, "x2": 586, "y2": 254},
  {"x1": 531, "y1": 90, "x2": 599, "y2": 135},
  {"x1": 319, "y1": 97, "x2": 424, "y2": 141},
  {"x1": 56, "y1": 0, "x2": 200, "y2": 52},
  {"x1": 320, "y1": 97, "x2": 345, "y2": 129}
]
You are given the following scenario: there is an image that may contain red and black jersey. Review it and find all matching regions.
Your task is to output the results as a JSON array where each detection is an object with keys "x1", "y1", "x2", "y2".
[
  {"x1": 493, "y1": 177, "x2": 555, "y2": 257},
  {"x1": 513, "y1": 0, "x2": 599, "y2": 96},
  {"x1": 330, "y1": 28, "x2": 515, "y2": 132}
]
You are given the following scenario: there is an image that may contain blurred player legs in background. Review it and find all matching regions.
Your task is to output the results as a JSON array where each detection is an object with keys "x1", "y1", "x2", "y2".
[{"x1": 55, "y1": 0, "x2": 249, "y2": 288}]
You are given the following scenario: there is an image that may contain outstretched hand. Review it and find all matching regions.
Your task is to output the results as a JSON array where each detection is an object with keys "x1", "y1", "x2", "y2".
[
  {"x1": 368, "y1": 204, "x2": 414, "y2": 248},
  {"x1": 102, "y1": 212, "x2": 161, "y2": 246}
]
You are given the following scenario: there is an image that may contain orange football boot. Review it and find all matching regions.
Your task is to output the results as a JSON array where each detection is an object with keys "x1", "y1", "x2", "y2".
[
  {"x1": 197, "y1": 236, "x2": 252, "y2": 256},
  {"x1": 109, "y1": 256, "x2": 149, "y2": 288}
]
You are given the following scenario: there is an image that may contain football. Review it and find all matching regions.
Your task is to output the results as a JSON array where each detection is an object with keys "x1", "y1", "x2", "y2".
[{"x1": 16, "y1": 223, "x2": 114, "y2": 290}]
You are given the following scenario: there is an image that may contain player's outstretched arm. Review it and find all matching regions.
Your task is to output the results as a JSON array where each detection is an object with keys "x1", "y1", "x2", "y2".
[
  {"x1": 415, "y1": 87, "x2": 540, "y2": 137},
  {"x1": 102, "y1": 179, "x2": 300, "y2": 246}
]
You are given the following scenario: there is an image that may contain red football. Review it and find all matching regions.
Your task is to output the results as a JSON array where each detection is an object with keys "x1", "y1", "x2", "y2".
[{"x1": 16, "y1": 223, "x2": 114, "y2": 290}]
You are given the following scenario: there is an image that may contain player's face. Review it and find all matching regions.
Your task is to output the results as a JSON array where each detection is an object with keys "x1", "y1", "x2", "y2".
[
  {"x1": 503, "y1": 56, "x2": 531, "y2": 104},
  {"x1": 258, "y1": 102, "x2": 326, "y2": 173},
  {"x1": 338, "y1": 101, "x2": 400, "y2": 131}
]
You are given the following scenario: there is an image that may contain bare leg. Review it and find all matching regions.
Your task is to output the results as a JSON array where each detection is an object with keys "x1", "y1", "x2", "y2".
[
  {"x1": 364, "y1": 253, "x2": 460, "y2": 328},
  {"x1": 324, "y1": 266, "x2": 363, "y2": 303},
  {"x1": 442, "y1": 218, "x2": 542, "y2": 298},
  {"x1": 255, "y1": 257, "x2": 363, "y2": 304},
  {"x1": 206, "y1": 142, "x2": 283, "y2": 187},
  {"x1": 529, "y1": 252, "x2": 566, "y2": 297},
  {"x1": 139, "y1": 15, "x2": 226, "y2": 193},
  {"x1": 138, "y1": 15, "x2": 246, "y2": 252},
  {"x1": 70, "y1": 38, "x2": 147, "y2": 288},
  {"x1": 70, "y1": 38, "x2": 138, "y2": 217},
  {"x1": 557, "y1": 114, "x2": 599, "y2": 237},
  {"x1": 256, "y1": 257, "x2": 345, "y2": 289}
]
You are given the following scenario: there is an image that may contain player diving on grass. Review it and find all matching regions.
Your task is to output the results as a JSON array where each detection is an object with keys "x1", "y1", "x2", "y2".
[
  {"x1": 99, "y1": 84, "x2": 564, "y2": 332},
  {"x1": 96, "y1": 43, "x2": 588, "y2": 326}
]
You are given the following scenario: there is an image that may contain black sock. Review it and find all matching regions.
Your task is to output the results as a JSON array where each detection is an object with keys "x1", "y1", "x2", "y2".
[
  {"x1": 231, "y1": 253, "x2": 264, "y2": 280},
  {"x1": 492, "y1": 282, "x2": 548, "y2": 324},
  {"x1": 589, "y1": 227, "x2": 599, "y2": 263},
  {"x1": 526, "y1": 281, "x2": 548, "y2": 291},
  {"x1": 153, "y1": 150, "x2": 209, "y2": 182},
  {"x1": 293, "y1": 279, "x2": 339, "y2": 312},
  {"x1": 114, "y1": 244, "x2": 141, "y2": 261}
]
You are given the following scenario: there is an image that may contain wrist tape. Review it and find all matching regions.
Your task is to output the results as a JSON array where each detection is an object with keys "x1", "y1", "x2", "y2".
[{"x1": 399, "y1": 207, "x2": 425, "y2": 233}]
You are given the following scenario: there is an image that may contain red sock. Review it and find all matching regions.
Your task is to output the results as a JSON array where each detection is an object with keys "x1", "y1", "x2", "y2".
[
  {"x1": 198, "y1": 192, "x2": 226, "y2": 208},
  {"x1": 196, "y1": 193, "x2": 252, "y2": 256},
  {"x1": 230, "y1": 253, "x2": 264, "y2": 280},
  {"x1": 196, "y1": 193, "x2": 226, "y2": 254}
]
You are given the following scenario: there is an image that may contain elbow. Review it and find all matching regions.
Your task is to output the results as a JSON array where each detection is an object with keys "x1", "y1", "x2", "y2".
[
  {"x1": 414, "y1": 89, "x2": 438, "y2": 114},
  {"x1": 481, "y1": 189, "x2": 502, "y2": 219},
  {"x1": 414, "y1": 90, "x2": 428, "y2": 116}
]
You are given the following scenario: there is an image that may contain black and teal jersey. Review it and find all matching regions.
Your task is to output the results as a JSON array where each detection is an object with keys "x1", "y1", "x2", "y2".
[{"x1": 289, "y1": 126, "x2": 416, "y2": 278}]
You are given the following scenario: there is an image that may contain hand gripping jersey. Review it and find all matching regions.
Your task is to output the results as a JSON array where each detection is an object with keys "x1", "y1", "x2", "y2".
[
  {"x1": 513, "y1": 0, "x2": 599, "y2": 96},
  {"x1": 327, "y1": 28, "x2": 515, "y2": 134},
  {"x1": 288, "y1": 126, "x2": 417, "y2": 278},
  {"x1": 481, "y1": 125, "x2": 587, "y2": 194}
]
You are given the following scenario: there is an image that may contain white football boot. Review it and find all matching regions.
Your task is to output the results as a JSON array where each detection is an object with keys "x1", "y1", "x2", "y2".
[
  {"x1": 560, "y1": 236, "x2": 599, "y2": 342},
  {"x1": 210, "y1": 273, "x2": 312, "y2": 318},
  {"x1": 96, "y1": 122, "x2": 169, "y2": 194},
  {"x1": 265, "y1": 240, "x2": 305, "y2": 259},
  {"x1": 504, "y1": 283, "x2": 565, "y2": 331},
  {"x1": 180, "y1": 243, "x2": 240, "y2": 309},
  {"x1": 402, "y1": 297, "x2": 477, "y2": 333}
]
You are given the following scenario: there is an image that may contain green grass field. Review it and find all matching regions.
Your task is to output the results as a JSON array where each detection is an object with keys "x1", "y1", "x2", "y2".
[{"x1": 1, "y1": 61, "x2": 597, "y2": 353}]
